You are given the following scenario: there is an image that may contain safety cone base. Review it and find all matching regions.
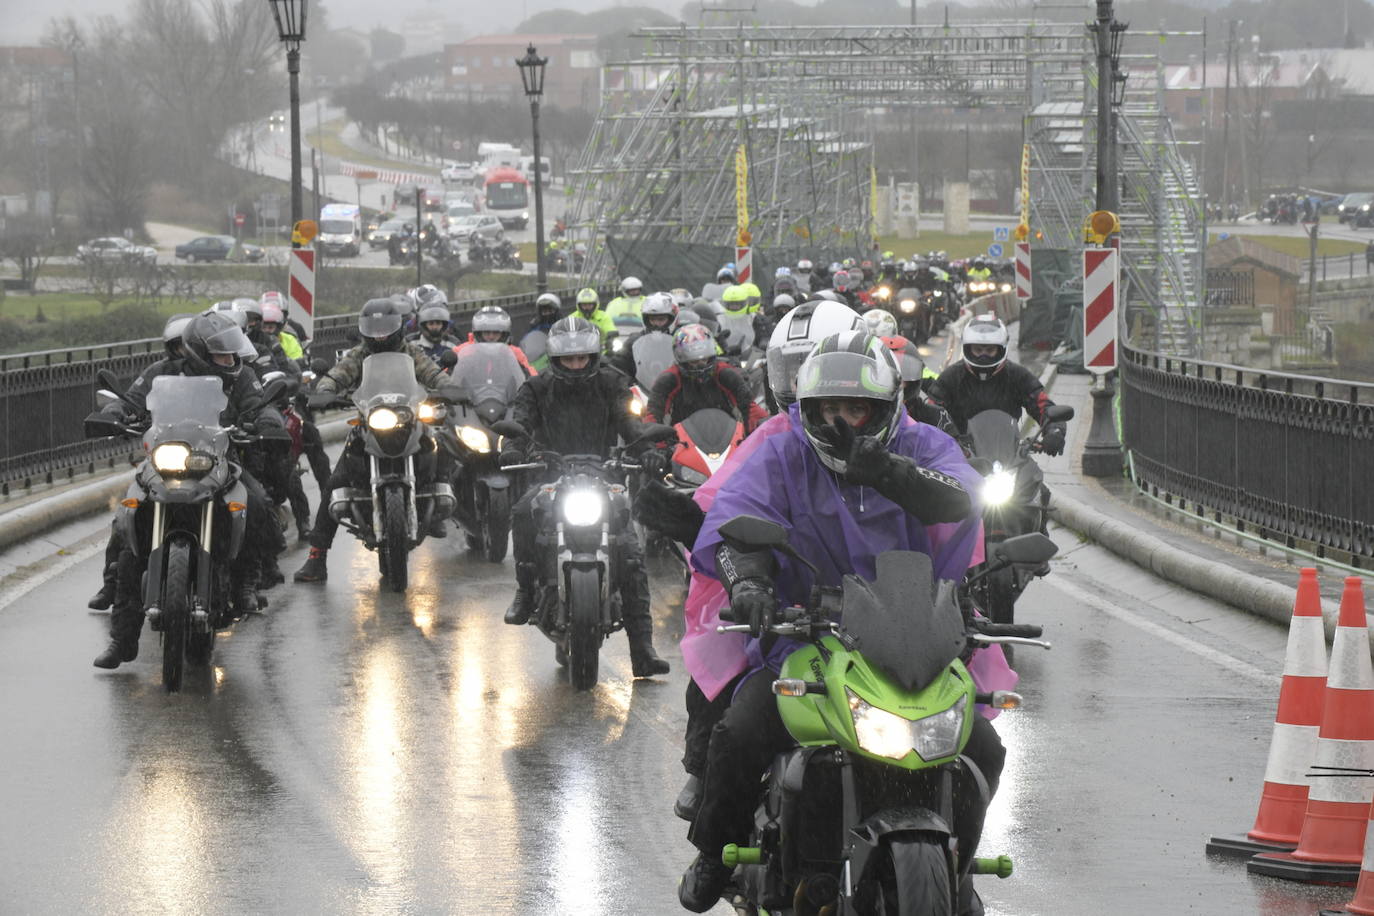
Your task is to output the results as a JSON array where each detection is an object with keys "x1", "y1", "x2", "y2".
[
  {"x1": 1205, "y1": 833, "x2": 1296, "y2": 858},
  {"x1": 1248, "y1": 850, "x2": 1360, "y2": 886}
]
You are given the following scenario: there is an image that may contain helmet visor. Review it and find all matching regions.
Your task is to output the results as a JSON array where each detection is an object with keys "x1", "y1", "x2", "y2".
[
  {"x1": 204, "y1": 323, "x2": 249, "y2": 356},
  {"x1": 795, "y1": 350, "x2": 898, "y2": 402},
  {"x1": 546, "y1": 326, "x2": 602, "y2": 358},
  {"x1": 766, "y1": 344, "x2": 812, "y2": 404},
  {"x1": 359, "y1": 312, "x2": 403, "y2": 339}
]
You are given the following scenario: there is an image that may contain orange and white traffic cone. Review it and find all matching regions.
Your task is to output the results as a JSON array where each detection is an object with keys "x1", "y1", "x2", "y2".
[
  {"x1": 1251, "y1": 577, "x2": 1374, "y2": 884},
  {"x1": 1320, "y1": 817, "x2": 1374, "y2": 915},
  {"x1": 1207, "y1": 568, "x2": 1327, "y2": 857}
]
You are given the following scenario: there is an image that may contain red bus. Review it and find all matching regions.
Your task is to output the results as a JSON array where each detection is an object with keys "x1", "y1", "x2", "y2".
[{"x1": 482, "y1": 167, "x2": 530, "y2": 229}]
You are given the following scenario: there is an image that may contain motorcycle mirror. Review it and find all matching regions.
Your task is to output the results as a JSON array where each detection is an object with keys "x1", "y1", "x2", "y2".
[
  {"x1": 490, "y1": 419, "x2": 528, "y2": 440},
  {"x1": 634, "y1": 423, "x2": 677, "y2": 446},
  {"x1": 993, "y1": 533, "x2": 1059, "y2": 566},
  {"x1": 261, "y1": 370, "x2": 286, "y2": 384},
  {"x1": 306, "y1": 391, "x2": 337, "y2": 409},
  {"x1": 95, "y1": 389, "x2": 121, "y2": 409},
  {"x1": 310, "y1": 357, "x2": 330, "y2": 375},
  {"x1": 1044, "y1": 404, "x2": 1075, "y2": 423},
  {"x1": 261, "y1": 379, "x2": 287, "y2": 404},
  {"x1": 96, "y1": 368, "x2": 123, "y2": 395},
  {"x1": 438, "y1": 349, "x2": 458, "y2": 370},
  {"x1": 83, "y1": 413, "x2": 125, "y2": 439},
  {"x1": 718, "y1": 515, "x2": 789, "y2": 550}
]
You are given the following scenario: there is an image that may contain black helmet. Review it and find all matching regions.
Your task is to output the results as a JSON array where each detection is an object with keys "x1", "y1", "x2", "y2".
[
  {"x1": 796, "y1": 330, "x2": 903, "y2": 474},
  {"x1": 358, "y1": 298, "x2": 405, "y2": 354},
  {"x1": 181, "y1": 311, "x2": 249, "y2": 380},
  {"x1": 546, "y1": 316, "x2": 602, "y2": 382}
]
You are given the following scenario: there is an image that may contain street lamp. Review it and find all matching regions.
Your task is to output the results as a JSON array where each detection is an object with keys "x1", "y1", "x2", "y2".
[
  {"x1": 267, "y1": 0, "x2": 308, "y2": 248},
  {"x1": 516, "y1": 44, "x2": 549, "y2": 293}
]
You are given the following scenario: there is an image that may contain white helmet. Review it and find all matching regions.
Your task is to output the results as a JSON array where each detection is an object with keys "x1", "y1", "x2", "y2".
[
  {"x1": 620, "y1": 276, "x2": 643, "y2": 296},
  {"x1": 961, "y1": 313, "x2": 1010, "y2": 380},
  {"x1": 765, "y1": 300, "x2": 867, "y2": 408},
  {"x1": 861, "y1": 308, "x2": 898, "y2": 339}
]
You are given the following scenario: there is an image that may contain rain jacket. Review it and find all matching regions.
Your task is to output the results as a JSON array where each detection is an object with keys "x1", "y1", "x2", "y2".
[
  {"x1": 317, "y1": 341, "x2": 449, "y2": 395},
  {"x1": 683, "y1": 406, "x2": 1012, "y2": 708},
  {"x1": 604, "y1": 294, "x2": 646, "y2": 324}
]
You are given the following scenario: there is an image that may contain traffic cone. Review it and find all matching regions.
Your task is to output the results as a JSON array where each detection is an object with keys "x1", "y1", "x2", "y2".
[
  {"x1": 1250, "y1": 577, "x2": 1374, "y2": 884},
  {"x1": 1207, "y1": 568, "x2": 1327, "y2": 857},
  {"x1": 1320, "y1": 818, "x2": 1374, "y2": 915}
]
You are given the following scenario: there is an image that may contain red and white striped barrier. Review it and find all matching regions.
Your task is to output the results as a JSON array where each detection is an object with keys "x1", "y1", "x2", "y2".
[
  {"x1": 1015, "y1": 242, "x2": 1032, "y2": 300},
  {"x1": 1082, "y1": 248, "x2": 1118, "y2": 374},
  {"x1": 288, "y1": 249, "x2": 316, "y2": 341},
  {"x1": 336, "y1": 161, "x2": 433, "y2": 188},
  {"x1": 735, "y1": 246, "x2": 752, "y2": 285}
]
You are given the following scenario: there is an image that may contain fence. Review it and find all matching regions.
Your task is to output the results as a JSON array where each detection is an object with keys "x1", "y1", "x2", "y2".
[
  {"x1": 0, "y1": 285, "x2": 598, "y2": 494},
  {"x1": 1300, "y1": 251, "x2": 1374, "y2": 283},
  {"x1": 1121, "y1": 343, "x2": 1374, "y2": 568}
]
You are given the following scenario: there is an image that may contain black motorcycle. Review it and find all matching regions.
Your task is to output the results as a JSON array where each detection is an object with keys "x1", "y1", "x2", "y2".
[
  {"x1": 894, "y1": 286, "x2": 935, "y2": 343},
  {"x1": 495, "y1": 422, "x2": 675, "y2": 690},
  {"x1": 962, "y1": 405, "x2": 1073, "y2": 636},
  {"x1": 442, "y1": 342, "x2": 527, "y2": 562},
  {"x1": 309, "y1": 353, "x2": 456, "y2": 592},
  {"x1": 85, "y1": 371, "x2": 288, "y2": 692}
]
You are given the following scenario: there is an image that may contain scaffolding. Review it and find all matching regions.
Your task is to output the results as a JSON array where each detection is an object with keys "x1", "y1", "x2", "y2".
[{"x1": 568, "y1": 14, "x2": 1209, "y2": 346}]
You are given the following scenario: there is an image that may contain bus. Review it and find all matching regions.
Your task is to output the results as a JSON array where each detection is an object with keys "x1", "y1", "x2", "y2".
[{"x1": 482, "y1": 167, "x2": 530, "y2": 229}]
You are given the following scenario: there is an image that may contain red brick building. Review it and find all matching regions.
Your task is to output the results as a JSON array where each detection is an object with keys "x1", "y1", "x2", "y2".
[{"x1": 443, "y1": 34, "x2": 600, "y2": 111}]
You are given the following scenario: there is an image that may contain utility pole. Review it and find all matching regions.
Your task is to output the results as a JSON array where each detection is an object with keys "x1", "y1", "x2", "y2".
[
  {"x1": 1221, "y1": 20, "x2": 1235, "y2": 220},
  {"x1": 1092, "y1": 0, "x2": 1120, "y2": 212}
]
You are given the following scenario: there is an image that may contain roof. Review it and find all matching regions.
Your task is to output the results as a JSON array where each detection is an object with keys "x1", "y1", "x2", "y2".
[
  {"x1": 454, "y1": 34, "x2": 597, "y2": 47},
  {"x1": 1162, "y1": 55, "x2": 1324, "y2": 92},
  {"x1": 1275, "y1": 48, "x2": 1374, "y2": 97},
  {"x1": 1208, "y1": 236, "x2": 1302, "y2": 279}
]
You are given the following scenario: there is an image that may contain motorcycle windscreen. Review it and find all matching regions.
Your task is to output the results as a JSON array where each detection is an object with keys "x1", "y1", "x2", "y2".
[
  {"x1": 451, "y1": 342, "x2": 525, "y2": 422},
  {"x1": 677, "y1": 408, "x2": 740, "y2": 455},
  {"x1": 840, "y1": 550, "x2": 966, "y2": 693},
  {"x1": 631, "y1": 332, "x2": 676, "y2": 389},
  {"x1": 520, "y1": 329, "x2": 548, "y2": 365},
  {"x1": 143, "y1": 375, "x2": 230, "y2": 452},
  {"x1": 353, "y1": 352, "x2": 428, "y2": 410},
  {"x1": 716, "y1": 311, "x2": 756, "y2": 353},
  {"x1": 965, "y1": 410, "x2": 1021, "y2": 467}
]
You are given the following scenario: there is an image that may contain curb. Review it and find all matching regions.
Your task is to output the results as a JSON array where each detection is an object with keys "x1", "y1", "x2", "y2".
[{"x1": 0, "y1": 417, "x2": 352, "y2": 556}]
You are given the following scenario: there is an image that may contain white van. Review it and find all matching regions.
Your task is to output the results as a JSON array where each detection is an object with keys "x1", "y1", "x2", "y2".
[
  {"x1": 519, "y1": 155, "x2": 552, "y2": 184},
  {"x1": 477, "y1": 141, "x2": 522, "y2": 172},
  {"x1": 318, "y1": 203, "x2": 362, "y2": 257}
]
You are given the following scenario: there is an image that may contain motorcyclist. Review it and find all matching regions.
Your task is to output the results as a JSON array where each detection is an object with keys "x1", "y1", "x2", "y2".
[
  {"x1": 966, "y1": 256, "x2": 992, "y2": 284},
  {"x1": 406, "y1": 301, "x2": 463, "y2": 364},
  {"x1": 677, "y1": 330, "x2": 993, "y2": 911},
  {"x1": 92, "y1": 311, "x2": 288, "y2": 669},
  {"x1": 603, "y1": 276, "x2": 647, "y2": 327},
  {"x1": 863, "y1": 307, "x2": 950, "y2": 429},
  {"x1": 700, "y1": 267, "x2": 734, "y2": 303},
  {"x1": 830, "y1": 269, "x2": 859, "y2": 309},
  {"x1": 258, "y1": 298, "x2": 303, "y2": 363},
  {"x1": 572, "y1": 287, "x2": 617, "y2": 345},
  {"x1": 452, "y1": 305, "x2": 537, "y2": 378},
  {"x1": 497, "y1": 316, "x2": 671, "y2": 678},
  {"x1": 751, "y1": 292, "x2": 794, "y2": 346},
  {"x1": 928, "y1": 314, "x2": 1065, "y2": 454},
  {"x1": 607, "y1": 291, "x2": 678, "y2": 378},
  {"x1": 716, "y1": 284, "x2": 760, "y2": 358},
  {"x1": 261, "y1": 302, "x2": 330, "y2": 494},
  {"x1": 293, "y1": 299, "x2": 459, "y2": 583},
  {"x1": 645, "y1": 325, "x2": 767, "y2": 434},
  {"x1": 793, "y1": 258, "x2": 814, "y2": 295}
]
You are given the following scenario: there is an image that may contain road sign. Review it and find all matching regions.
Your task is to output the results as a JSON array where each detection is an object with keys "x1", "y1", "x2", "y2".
[
  {"x1": 988, "y1": 243, "x2": 1003, "y2": 258},
  {"x1": 735, "y1": 246, "x2": 752, "y2": 285},
  {"x1": 1015, "y1": 242, "x2": 1032, "y2": 300},
  {"x1": 993, "y1": 226, "x2": 1010, "y2": 242},
  {"x1": 451, "y1": 140, "x2": 463, "y2": 151},
  {"x1": 234, "y1": 212, "x2": 245, "y2": 227},
  {"x1": 1083, "y1": 248, "x2": 1119, "y2": 374},
  {"x1": 288, "y1": 248, "x2": 316, "y2": 341}
]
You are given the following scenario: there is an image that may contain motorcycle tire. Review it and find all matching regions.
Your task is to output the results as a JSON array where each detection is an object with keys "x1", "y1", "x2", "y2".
[
  {"x1": 381, "y1": 486, "x2": 409, "y2": 593},
  {"x1": 984, "y1": 566, "x2": 1018, "y2": 663},
  {"x1": 161, "y1": 538, "x2": 194, "y2": 693},
  {"x1": 483, "y1": 489, "x2": 511, "y2": 563},
  {"x1": 565, "y1": 567, "x2": 602, "y2": 691},
  {"x1": 871, "y1": 836, "x2": 953, "y2": 916}
]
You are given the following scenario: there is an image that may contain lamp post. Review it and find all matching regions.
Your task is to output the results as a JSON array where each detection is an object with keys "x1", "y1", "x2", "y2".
[
  {"x1": 267, "y1": 0, "x2": 307, "y2": 248},
  {"x1": 516, "y1": 44, "x2": 549, "y2": 294}
]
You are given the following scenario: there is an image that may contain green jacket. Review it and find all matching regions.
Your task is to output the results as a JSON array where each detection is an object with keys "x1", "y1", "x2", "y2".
[
  {"x1": 317, "y1": 340, "x2": 450, "y2": 395},
  {"x1": 278, "y1": 331, "x2": 303, "y2": 360},
  {"x1": 576, "y1": 308, "x2": 617, "y2": 342},
  {"x1": 604, "y1": 295, "x2": 646, "y2": 323}
]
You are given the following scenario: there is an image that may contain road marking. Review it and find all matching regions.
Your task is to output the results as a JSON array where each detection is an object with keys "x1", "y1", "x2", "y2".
[
  {"x1": 1050, "y1": 572, "x2": 1280, "y2": 687},
  {"x1": 0, "y1": 539, "x2": 104, "y2": 614}
]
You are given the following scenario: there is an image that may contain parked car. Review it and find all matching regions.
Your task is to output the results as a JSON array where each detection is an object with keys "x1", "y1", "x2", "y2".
[
  {"x1": 76, "y1": 236, "x2": 157, "y2": 266},
  {"x1": 174, "y1": 235, "x2": 264, "y2": 263},
  {"x1": 447, "y1": 214, "x2": 504, "y2": 244},
  {"x1": 441, "y1": 161, "x2": 477, "y2": 183},
  {"x1": 369, "y1": 218, "x2": 410, "y2": 249},
  {"x1": 442, "y1": 201, "x2": 477, "y2": 230},
  {"x1": 1337, "y1": 192, "x2": 1374, "y2": 226}
]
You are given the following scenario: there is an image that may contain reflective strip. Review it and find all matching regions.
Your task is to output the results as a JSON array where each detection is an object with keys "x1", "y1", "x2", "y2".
[
  {"x1": 1284, "y1": 615, "x2": 1328, "y2": 678},
  {"x1": 1329, "y1": 626, "x2": 1374, "y2": 690},
  {"x1": 1309, "y1": 738, "x2": 1374, "y2": 804},
  {"x1": 1363, "y1": 820, "x2": 1374, "y2": 873},
  {"x1": 1264, "y1": 722, "x2": 1320, "y2": 787}
]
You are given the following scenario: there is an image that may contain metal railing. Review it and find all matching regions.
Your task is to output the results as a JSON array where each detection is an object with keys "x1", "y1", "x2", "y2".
[
  {"x1": 0, "y1": 285, "x2": 596, "y2": 494},
  {"x1": 1120, "y1": 342, "x2": 1374, "y2": 568},
  {"x1": 1300, "y1": 252, "x2": 1374, "y2": 283}
]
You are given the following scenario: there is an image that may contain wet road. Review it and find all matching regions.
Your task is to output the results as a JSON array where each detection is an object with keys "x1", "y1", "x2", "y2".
[{"x1": 0, "y1": 473, "x2": 1359, "y2": 913}]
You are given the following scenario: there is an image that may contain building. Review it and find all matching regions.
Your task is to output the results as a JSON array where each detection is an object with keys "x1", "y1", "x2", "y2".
[
  {"x1": 1208, "y1": 235, "x2": 1303, "y2": 333},
  {"x1": 1159, "y1": 53, "x2": 1330, "y2": 130},
  {"x1": 443, "y1": 34, "x2": 600, "y2": 111}
]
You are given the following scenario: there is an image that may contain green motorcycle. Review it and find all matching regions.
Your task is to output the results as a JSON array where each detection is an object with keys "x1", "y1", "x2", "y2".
[{"x1": 712, "y1": 516, "x2": 1055, "y2": 916}]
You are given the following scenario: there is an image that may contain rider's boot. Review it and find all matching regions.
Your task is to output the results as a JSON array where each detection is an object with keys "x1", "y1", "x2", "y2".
[
  {"x1": 87, "y1": 567, "x2": 116, "y2": 611},
  {"x1": 674, "y1": 775, "x2": 702, "y2": 821},
  {"x1": 93, "y1": 583, "x2": 142, "y2": 668},
  {"x1": 678, "y1": 853, "x2": 733, "y2": 913},
  {"x1": 504, "y1": 562, "x2": 539, "y2": 625},
  {"x1": 293, "y1": 547, "x2": 328, "y2": 583},
  {"x1": 628, "y1": 631, "x2": 670, "y2": 677}
]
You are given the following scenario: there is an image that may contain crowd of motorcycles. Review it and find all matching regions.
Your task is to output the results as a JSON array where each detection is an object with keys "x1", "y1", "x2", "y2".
[
  {"x1": 82, "y1": 249, "x2": 1070, "y2": 915},
  {"x1": 385, "y1": 221, "x2": 523, "y2": 271}
]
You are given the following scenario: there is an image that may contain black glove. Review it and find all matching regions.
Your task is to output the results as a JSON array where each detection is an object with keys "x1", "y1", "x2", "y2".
[
  {"x1": 633, "y1": 480, "x2": 705, "y2": 546},
  {"x1": 1041, "y1": 422, "x2": 1066, "y2": 456},
  {"x1": 640, "y1": 447, "x2": 671, "y2": 478},
  {"x1": 724, "y1": 579, "x2": 777, "y2": 638},
  {"x1": 499, "y1": 449, "x2": 526, "y2": 469},
  {"x1": 815, "y1": 417, "x2": 893, "y2": 487}
]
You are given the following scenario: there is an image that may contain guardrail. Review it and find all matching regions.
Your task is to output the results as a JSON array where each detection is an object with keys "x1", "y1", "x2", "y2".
[
  {"x1": 1120, "y1": 343, "x2": 1374, "y2": 569},
  {"x1": 1, "y1": 285, "x2": 597, "y2": 494},
  {"x1": 1301, "y1": 252, "x2": 1374, "y2": 283}
]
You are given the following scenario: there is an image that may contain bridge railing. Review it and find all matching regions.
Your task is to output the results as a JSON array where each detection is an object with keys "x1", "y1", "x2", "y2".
[
  {"x1": 0, "y1": 285, "x2": 599, "y2": 494},
  {"x1": 1120, "y1": 341, "x2": 1374, "y2": 568}
]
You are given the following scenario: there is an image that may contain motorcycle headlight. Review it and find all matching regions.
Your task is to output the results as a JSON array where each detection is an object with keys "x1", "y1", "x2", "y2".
[
  {"x1": 418, "y1": 402, "x2": 441, "y2": 423},
  {"x1": 611, "y1": 337, "x2": 626, "y2": 353},
  {"x1": 458, "y1": 424, "x2": 491, "y2": 454},
  {"x1": 847, "y1": 689, "x2": 967, "y2": 761},
  {"x1": 368, "y1": 407, "x2": 401, "y2": 431},
  {"x1": 876, "y1": 286, "x2": 891, "y2": 300},
  {"x1": 561, "y1": 488, "x2": 604, "y2": 527},
  {"x1": 152, "y1": 442, "x2": 191, "y2": 472},
  {"x1": 522, "y1": 211, "x2": 530, "y2": 219},
  {"x1": 933, "y1": 289, "x2": 943, "y2": 297},
  {"x1": 899, "y1": 299, "x2": 917, "y2": 313},
  {"x1": 1000, "y1": 282, "x2": 1013, "y2": 293},
  {"x1": 983, "y1": 468, "x2": 1016, "y2": 506},
  {"x1": 629, "y1": 395, "x2": 645, "y2": 417}
]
